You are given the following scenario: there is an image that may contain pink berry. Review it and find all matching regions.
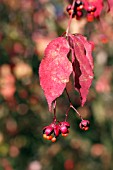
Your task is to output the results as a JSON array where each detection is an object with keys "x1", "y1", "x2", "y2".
[
  {"x1": 66, "y1": 4, "x2": 72, "y2": 12},
  {"x1": 54, "y1": 124, "x2": 60, "y2": 137},
  {"x1": 44, "y1": 126, "x2": 53, "y2": 135},
  {"x1": 62, "y1": 133, "x2": 68, "y2": 137},
  {"x1": 51, "y1": 137, "x2": 56, "y2": 142},
  {"x1": 87, "y1": 5, "x2": 96, "y2": 13},
  {"x1": 60, "y1": 125, "x2": 68, "y2": 134},
  {"x1": 79, "y1": 120, "x2": 90, "y2": 131},
  {"x1": 60, "y1": 121, "x2": 70, "y2": 127},
  {"x1": 75, "y1": 0, "x2": 83, "y2": 7}
]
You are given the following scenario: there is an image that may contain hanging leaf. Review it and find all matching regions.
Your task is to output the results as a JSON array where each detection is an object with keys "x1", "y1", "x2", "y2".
[
  {"x1": 68, "y1": 34, "x2": 94, "y2": 106},
  {"x1": 39, "y1": 37, "x2": 72, "y2": 111},
  {"x1": 107, "y1": 0, "x2": 113, "y2": 11},
  {"x1": 75, "y1": 34, "x2": 94, "y2": 70}
]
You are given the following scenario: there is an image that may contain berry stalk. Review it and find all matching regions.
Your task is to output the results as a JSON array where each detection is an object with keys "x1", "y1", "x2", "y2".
[
  {"x1": 53, "y1": 100, "x2": 57, "y2": 123},
  {"x1": 66, "y1": 0, "x2": 76, "y2": 36},
  {"x1": 65, "y1": 88, "x2": 83, "y2": 120}
]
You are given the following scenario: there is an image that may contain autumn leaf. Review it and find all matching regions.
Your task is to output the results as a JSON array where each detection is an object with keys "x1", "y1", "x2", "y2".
[
  {"x1": 68, "y1": 34, "x2": 94, "y2": 106},
  {"x1": 107, "y1": 0, "x2": 113, "y2": 11},
  {"x1": 39, "y1": 37, "x2": 73, "y2": 111},
  {"x1": 76, "y1": 34, "x2": 94, "y2": 70}
]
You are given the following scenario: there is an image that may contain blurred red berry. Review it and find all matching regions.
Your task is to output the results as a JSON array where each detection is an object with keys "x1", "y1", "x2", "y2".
[
  {"x1": 79, "y1": 120, "x2": 90, "y2": 131},
  {"x1": 43, "y1": 121, "x2": 70, "y2": 141},
  {"x1": 51, "y1": 137, "x2": 56, "y2": 143}
]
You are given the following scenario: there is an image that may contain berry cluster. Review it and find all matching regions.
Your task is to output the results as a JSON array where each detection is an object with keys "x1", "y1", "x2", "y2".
[
  {"x1": 66, "y1": 0, "x2": 97, "y2": 22},
  {"x1": 43, "y1": 121, "x2": 70, "y2": 142},
  {"x1": 87, "y1": 5, "x2": 96, "y2": 22},
  {"x1": 43, "y1": 119, "x2": 90, "y2": 142},
  {"x1": 66, "y1": 0, "x2": 84, "y2": 20}
]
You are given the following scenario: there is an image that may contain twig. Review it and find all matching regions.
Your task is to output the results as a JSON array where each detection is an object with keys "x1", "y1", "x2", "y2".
[
  {"x1": 65, "y1": 88, "x2": 83, "y2": 120},
  {"x1": 66, "y1": 0, "x2": 76, "y2": 36}
]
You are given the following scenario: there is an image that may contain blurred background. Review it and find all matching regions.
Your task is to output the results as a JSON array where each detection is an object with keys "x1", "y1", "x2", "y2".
[{"x1": 0, "y1": 0, "x2": 113, "y2": 170}]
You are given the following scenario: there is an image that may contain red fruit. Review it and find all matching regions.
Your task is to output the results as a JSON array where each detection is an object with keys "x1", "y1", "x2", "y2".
[
  {"x1": 76, "y1": 0, "x2": 84, "y2": 12},
  {"x1": 46, "y1": 135, "x2": 53, "y2": 140},
  {"x1": 43, "y1": 134, "x2": 53, "y2": 140},
  {"x1": 60, "y1": 125, "x2": 68, "y2": 134},
  {"x1": 51, "y1": 137, "x2": 56, "y2": 142},
  {"x1": 75, "y1": 0, "x2": 83, "y2": 7},
  {"x1": 43, "y1": 134, "x2": 47, "y2": 139},
  {"x1": 66, "y1": 4, "x2": 72, "y2": 12},
  {"x1": 87, "y1": 13, "x2": 94, "y2": 22},
  {"x1": 44, "y1": 126, "x2": 53, "y2": 136},
  {"x1": 87, "y1": 5, "x2": 96, "y2": 13},
  {"x1": 66, "y1": 4, "x2": 76, "y2": 18},
  {"x1": 62, "y1": 133, "x2": 68, "y2": 137},
  {"x1": 77, "y1": 5, "x2": 84, "y2": 11},
  {"x1": 43, "y1": 121, "x2": 70, "y2": 141},
  {"x1": 76, "y1": 11, "x2": 83, "y2": 20},
  {"x1": 60, "y1": 121, "x2": 70, "y2": 127},
  {"x1": 79, "y1": 120, "x2": 90, "y2": 131},
  {"x1": 54, "y1": 124, "x2": 60, "y2": 137}
]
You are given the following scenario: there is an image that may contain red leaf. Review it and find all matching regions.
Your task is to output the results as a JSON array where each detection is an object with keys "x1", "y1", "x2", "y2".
[
  {"x1": 68, "y1": 34, "x2": 94, "y2": 106},
  {"x1": 75, "y1": 34, "x2": 94, "y2": 70},
  {"x1": 39, "y1": 37, "x2": 72, "y2": 111},
  {"x1": 107, "y1": 0, "x2": 113, "y2": 11}
]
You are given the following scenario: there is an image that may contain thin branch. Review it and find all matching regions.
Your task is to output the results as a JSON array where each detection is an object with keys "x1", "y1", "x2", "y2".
[
  {"x1": 65, "y1": 88, "x2": 72, "y2": 103},
  {"x1": 65, "y1": 107, "x2": 71, "y2": 121},
  {"x1": 53, "y1": 100, "x2": 57, "y2": 123},
  {"x1": 70, "y1": 104, "x2": 83, "y2": 120},
  {"x1": 65, "y1": 88, "x2": 83, "y2": 120},
  {"x1": 66, "y1": 0, "x2": 76, "y2": 36}
]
